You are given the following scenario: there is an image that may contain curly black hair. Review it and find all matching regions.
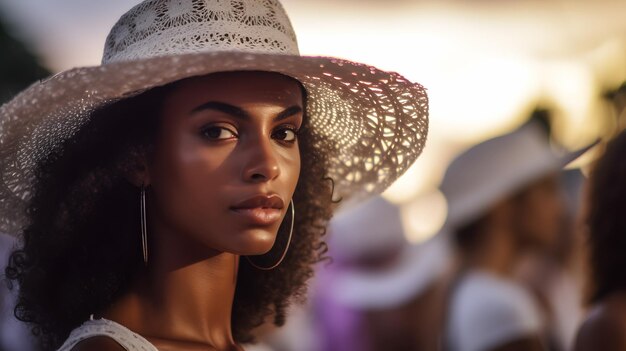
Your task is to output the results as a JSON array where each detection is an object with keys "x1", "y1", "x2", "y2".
[
  {"x1": 5, "y1": 76, "x2": 335, "y2": 350},
  {"x1": 586, "y1": 130, "x2": 626, "y2": 304}
]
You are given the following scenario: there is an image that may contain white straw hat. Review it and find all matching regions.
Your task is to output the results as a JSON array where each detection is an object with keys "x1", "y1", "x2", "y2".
[
  {"x1": 322, "y1": 196, "x2": 451, "y2": 309},
  {"x1": 440, "y1": 121, "x2": 594, "y2": 229},
  {"x1": 0, "y1": 0, "x2": 429, "y2": 233}
]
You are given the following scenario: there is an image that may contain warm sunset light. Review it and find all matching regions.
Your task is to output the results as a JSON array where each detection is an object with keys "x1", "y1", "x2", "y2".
[{"x1": 1, "y1": 0, "x2": 625, "y2": 243}]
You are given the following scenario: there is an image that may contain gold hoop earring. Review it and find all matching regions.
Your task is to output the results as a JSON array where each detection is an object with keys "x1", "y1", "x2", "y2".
[
  {"x1": 140, "y1": 184, "x2": 148, "y2": 265},
  {"x1": 246, "y1": 200, "x2": 295, "y2": 270}
]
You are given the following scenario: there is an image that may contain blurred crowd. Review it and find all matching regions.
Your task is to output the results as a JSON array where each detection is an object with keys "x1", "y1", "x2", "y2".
[
  {"x1": 2, "y1": 80, "x2": 626, "y2": 351},
  {"x1": 5, "y1": 112, "x2": 626, "y2": 350},
  {"x1": 250, "y1": 94, "x2": 626, "y2": 351},
  {"x1": 2, "y1": 3, "x2": 626, "y2": 350}
]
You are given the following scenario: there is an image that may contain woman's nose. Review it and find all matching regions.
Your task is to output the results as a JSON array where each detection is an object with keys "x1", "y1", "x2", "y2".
[{"x1": 242, "y1": 138, "x2": 280, "y2": 183}]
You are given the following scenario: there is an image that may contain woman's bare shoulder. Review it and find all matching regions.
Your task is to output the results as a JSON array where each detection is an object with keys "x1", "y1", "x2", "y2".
[
  {"x1": 70, "y1": 336, "x2": 127, "y2": 351},
  {"x1": 574, "y1": 293, "x2": 626, "y2": 351}
]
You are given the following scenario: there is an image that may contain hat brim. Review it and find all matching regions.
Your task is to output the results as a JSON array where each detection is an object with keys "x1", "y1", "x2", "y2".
[
  {"x1": 445, "y1": 139, "x2": 598, "y2": 230},
  {"x1": 561, "y1": 139, "x2": 599, "y2": 168},
  {"x1": 0, "y1": 51, "x2": 428, "y2": 233},
  {"x1": 323, "y1": 234, "x2": 451, "y2": 310}
]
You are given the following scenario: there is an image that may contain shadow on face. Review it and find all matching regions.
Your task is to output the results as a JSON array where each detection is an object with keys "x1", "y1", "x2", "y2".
[{"x1": 143, "y1": 71, "x2": 304, "y2": 265}]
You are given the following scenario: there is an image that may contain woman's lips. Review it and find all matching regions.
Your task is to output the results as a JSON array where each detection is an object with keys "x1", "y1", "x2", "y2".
[
  {"x1": 230, "y1": 207, "x2": 282, "y2": 226},
  {"x1": 230, "y1": 194, "x2": 285, "y2": 226}
]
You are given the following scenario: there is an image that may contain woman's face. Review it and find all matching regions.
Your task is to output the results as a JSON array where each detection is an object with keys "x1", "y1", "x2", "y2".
[
  {"x1": 146, "y1": 71, "x2": 303, "y2": 257},
  {"x1": 513, "y1": 172, "x2": 565, "y2": 250}
]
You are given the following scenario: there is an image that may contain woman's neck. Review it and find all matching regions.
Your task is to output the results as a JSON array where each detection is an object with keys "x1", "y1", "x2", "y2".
[{"x1": 104, "y1": 227, "x2": 240, "y2": 350}]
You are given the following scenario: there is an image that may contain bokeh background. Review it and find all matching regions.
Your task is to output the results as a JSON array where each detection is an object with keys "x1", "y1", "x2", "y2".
[
  {"x1": 1, "y1": 1, "x2": 626, "y2": 350},
  {"x1": 1, "y1": 0, "x2": 625, "y2": 243}
]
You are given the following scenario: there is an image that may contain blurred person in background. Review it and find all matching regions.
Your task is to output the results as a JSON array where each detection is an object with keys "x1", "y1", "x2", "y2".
[
  {"x1": 512, "y1": 111, "x2": 588, "y2": 351},
  {"x1": 311, "y1": 196, "x2": 452, "y2": 351},
  {"x1": 440, "y1": 120, "x2": 591, "y2": 351},
  {"x1": 574, "y1": 129, "x2": 626, "y2": 350},
  {"x1": 514, "y1": 168, "x2": 587, "y2": 351}
]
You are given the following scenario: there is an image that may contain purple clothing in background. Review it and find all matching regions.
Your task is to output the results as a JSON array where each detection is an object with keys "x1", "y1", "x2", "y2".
[{"x1": 312, "y1": 266, "x2": 370, "y2": 351}]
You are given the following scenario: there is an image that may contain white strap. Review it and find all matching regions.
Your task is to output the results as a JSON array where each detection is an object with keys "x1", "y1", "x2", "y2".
[{"x1": 57, "y1": 317, "x2": 158, "y2": 351}]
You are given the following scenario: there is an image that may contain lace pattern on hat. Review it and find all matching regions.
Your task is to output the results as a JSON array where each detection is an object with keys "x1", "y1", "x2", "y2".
[
  {"x1": 103, "y1": 0, "x2": 298, "y2": 64},
  {"x1": 0, "y1": 0, "x2": 429, "y2": 234},
  {"x1": 0, "y1": 53, "x2": 428, "y2": 234},
  {"x1": 56, "y1": 316, "x2": 158, "y2": 351}
]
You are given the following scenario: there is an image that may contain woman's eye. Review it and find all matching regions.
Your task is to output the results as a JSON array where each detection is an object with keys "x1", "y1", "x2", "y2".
[
  {"x1": 272, "y1": 127, "x2": 298, "y2": 142},
  {"x1": 201, "y1": 126, "x2": 237, "y2": 140}
]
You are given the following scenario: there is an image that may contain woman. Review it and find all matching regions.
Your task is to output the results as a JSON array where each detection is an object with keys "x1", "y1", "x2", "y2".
[
  {"x1": 574, "y1": 130, "x2": 626, "y2": 351},
  {"x1": 0, "y1": 0, "x2": 428, "y2": 350},
  {"x1": 438, "y1": 120, "x2": 593, "y2": 351}
]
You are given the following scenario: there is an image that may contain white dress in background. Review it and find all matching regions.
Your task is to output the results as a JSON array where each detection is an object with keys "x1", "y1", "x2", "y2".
[{"x1": 446, "y1": 270, "x2": 544, "y2": 351}]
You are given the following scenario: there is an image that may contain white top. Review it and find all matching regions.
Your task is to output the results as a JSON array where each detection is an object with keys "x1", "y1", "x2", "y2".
[
  {"x1": 57, "y1": 317, "x2": 271, "y2": 351},
  {"x1": 446, "y1": 270, "x2": 543, "y2": 351},
  {"x1": 57, "y1": 317, "x2": 158, "y2": 351}
]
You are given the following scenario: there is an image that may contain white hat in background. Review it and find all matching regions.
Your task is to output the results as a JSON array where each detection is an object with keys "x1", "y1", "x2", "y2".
[
  {"x1": 321, "y1": 196, "x2": 451, "y2": 310},
  {"x1": 440, "y1": 121, "x2": 595, "y2": 230}
]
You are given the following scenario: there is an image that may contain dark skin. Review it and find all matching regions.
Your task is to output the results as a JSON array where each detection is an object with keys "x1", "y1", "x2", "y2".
[
  {"x1": 571, "y1": 131, "x2": 626, "y2": 351},
  {"x1": 454, "y1": 174, "x2": 563, "y2": 351},
  {"x1": 461, "y1": 174, "x2": 563, "y2": 276},
  {"x1": 574, "y1": 291, "x2": 626, "y2": 351},
  {"x1": 363, "y1": 274, "x2": 450, "y2": 351},
  {"x1": 72, "y1": 71, "x2": 304, "y2": 351}
]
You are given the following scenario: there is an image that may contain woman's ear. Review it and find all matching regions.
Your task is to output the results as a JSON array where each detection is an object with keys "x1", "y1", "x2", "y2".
[{"x1": 125, "y1": 150, "x2": 151, "y2": 187}]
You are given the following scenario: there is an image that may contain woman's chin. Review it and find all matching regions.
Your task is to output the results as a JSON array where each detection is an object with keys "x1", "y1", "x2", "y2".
[{"x1": 232, "y1": 229, "x2": 277, "y2": 255}]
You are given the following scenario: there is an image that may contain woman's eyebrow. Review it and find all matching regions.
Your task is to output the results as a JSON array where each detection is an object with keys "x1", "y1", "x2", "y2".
[
  {"x1": 275, "y1": 106, "x2": 303, "y2": 122},
  {"x1": 190, "y1": 101, "x2": 302, "y2": 121},
  {"x1": 190, "y1": 101, "x2": 248, "y2": 119}
]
